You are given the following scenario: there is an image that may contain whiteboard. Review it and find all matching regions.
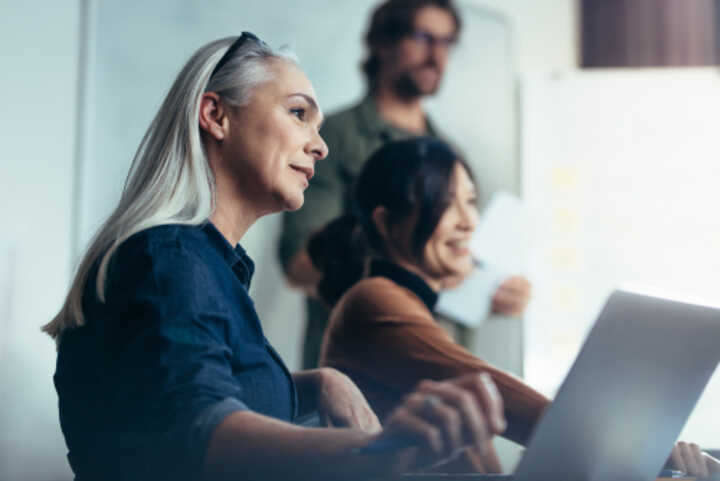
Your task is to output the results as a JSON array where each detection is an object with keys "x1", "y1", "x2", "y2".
[{"x1": 522, "y1": 69, "x2": 720, "y2": 446}]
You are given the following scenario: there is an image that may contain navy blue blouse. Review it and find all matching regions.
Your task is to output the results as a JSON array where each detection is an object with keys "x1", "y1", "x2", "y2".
[{"x1": 54, "y1": 222, "x2": 297, "y2": 481}]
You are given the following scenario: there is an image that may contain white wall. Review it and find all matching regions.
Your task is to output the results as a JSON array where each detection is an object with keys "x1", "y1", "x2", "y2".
[
  {"x1": 0, "y1": 1, "x2": 79, "y2": 480},
  {"x1": 471, "y1": 0, "x2": 577, "y2": 74}
]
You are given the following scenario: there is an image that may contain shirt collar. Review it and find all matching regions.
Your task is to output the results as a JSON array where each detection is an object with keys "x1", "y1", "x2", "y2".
[
  {"x1": 356, "y1": 94, "x2": 440, "y2": 141},
  {"x1": 201, "y1": 221, "x2": 255, "y2": 288},
  {"x1": 369, "y1": 259, "x2": 438, "y2": 312}
]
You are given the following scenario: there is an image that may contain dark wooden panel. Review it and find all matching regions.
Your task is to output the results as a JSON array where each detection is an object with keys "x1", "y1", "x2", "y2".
[{"x1": 581, "y1": 0, "x2": 719, "y2": 67}]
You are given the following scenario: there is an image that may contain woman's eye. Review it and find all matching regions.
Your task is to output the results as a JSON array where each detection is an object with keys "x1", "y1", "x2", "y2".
[{"x1": 290, "y1": 108, "x2": 306, "y2": 120}]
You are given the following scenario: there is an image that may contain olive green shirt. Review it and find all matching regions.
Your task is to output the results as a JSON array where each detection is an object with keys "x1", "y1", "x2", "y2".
[{"x1": 278, "y1": 95, "x2": 453, "y2": 368}]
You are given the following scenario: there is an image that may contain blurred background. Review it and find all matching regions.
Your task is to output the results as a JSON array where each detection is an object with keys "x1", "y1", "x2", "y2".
[{"x1": 1, "y1": 0, "x2": 718, "y2": 479}]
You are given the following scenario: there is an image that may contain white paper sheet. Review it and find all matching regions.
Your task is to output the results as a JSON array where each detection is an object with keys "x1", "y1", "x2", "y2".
[
  {"x1": 436, "y1": 191, "x2": 529, "y2": 327},
  {"x1": 470, "y1": 190, "x2": 529, "y2": 275}
]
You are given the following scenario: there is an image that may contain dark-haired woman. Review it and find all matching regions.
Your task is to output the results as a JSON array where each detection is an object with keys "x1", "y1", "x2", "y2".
[
  {"x1": 43, "y1": 35, "x2": 507, "y2": 481},
  {"x1": 312, "y1": 138, "x2": 720, "y2": 475},
  {"x1": 311, "y1": 137, "x2": 549, "y2": 472}
]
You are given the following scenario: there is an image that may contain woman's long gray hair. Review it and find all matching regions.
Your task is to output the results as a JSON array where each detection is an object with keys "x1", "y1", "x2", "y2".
[{"x1": 43, "y1": 36, "x2": 294, "y2": 341}]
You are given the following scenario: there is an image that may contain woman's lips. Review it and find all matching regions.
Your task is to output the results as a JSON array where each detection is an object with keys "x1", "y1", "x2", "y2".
[
  {"x1": 290, "y1": 164, "x2": 314, "y2": 181},
  {"x1": 446, "y1": 239, "x2": 470, "y2": 255}
]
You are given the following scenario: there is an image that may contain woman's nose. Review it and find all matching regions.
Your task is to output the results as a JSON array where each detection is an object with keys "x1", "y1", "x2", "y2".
[
  {"x1": 457, "y1": 206, "x2": 477, "y2": 231},
  {"x1": 306, "y1": 130, "x2": 328, "y2": 161}
]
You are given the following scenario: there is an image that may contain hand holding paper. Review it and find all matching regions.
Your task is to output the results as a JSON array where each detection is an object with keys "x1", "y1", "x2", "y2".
[{"x1": 436, "y1": 191, "x2": 531, "y2": 326}]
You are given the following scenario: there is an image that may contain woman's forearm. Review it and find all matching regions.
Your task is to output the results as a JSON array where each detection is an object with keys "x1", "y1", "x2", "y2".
[
  {"x1": 205, "y1": 373, "x2": 508, "y2": 480},
  {"x1": 485, "y1": 365, "x2": 550, "y2": 445},
  {"x1": 204, "y1": 410, "x2": 385, "y2": 481}
]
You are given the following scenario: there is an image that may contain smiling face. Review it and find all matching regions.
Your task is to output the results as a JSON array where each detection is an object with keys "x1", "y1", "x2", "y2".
[
  {"x1": 382, "y1": 5, "x2": 458, "y2": 98},
  {"x1": 419, "y1": 162, "x2": 478, "y2": 286},
  {"x1": 222, "y1": 60, "x2": 327, "y2": 215}
]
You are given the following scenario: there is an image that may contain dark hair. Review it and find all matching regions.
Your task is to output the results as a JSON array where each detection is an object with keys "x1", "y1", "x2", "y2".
[
  {"x1": 308, "y1": 137, "x2": 474, "y2": 306},
  {"x1": 362, "y1": 0, "x2": 463, "y2": 89}
]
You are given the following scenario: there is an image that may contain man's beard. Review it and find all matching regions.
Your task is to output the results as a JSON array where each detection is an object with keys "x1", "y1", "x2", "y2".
[{"x1": 392, "y1": 65, "x2": 441, "y2": 101}]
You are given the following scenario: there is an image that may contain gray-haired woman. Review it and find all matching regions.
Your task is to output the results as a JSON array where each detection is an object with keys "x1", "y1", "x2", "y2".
[{"x1": 43, "y1": 33, "x2": 506, "y2": 481}]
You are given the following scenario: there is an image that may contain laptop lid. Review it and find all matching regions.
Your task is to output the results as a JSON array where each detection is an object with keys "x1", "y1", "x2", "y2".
[{"x1": 513, "y1": 289, "x2": 720, "y2": 481}]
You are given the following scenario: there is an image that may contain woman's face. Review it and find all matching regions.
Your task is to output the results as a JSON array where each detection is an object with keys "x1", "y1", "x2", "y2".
[
  {"x1": 223, "y1": 60, "x2": 328, "y2": 214},
  {"x1": 420, "y1": 163, "x2": 478, "y2": 286}
]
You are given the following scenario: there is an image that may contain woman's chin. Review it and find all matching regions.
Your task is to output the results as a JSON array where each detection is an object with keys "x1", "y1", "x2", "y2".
[
  {"x1": 452, "y1": 257, "x2": 474, "y2": 276},
  {"x1": 282, "y1": 192, "x2": 305, "y2": 212},
  {"x1": 442, "y1": 263, "x2": 474, "y2": 288}
]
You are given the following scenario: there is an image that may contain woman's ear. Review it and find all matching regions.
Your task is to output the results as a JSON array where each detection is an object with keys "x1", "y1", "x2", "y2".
[
  {"x1": 372, "y1": 206, "x2": 414, "y2": 262},
  {"x1": 371, "y1": 206, "x2": 390, "y2": 241},
  {"x1": 199, "y1": 92, "x2": 227, "y2": 141}
]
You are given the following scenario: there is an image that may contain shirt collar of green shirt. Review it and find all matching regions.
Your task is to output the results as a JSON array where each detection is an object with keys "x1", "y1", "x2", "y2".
[{"x1": 356, "y1": 94, "x2": 440, "y2": 141}]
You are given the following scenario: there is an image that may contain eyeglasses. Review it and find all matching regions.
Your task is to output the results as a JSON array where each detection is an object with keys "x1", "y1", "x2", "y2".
[
  {"x1": 210, "y1": 31, "x2": 263, "y2": 78},
  {"x1": 408, "y1": 29, "x2": 458, "y2": 50}
]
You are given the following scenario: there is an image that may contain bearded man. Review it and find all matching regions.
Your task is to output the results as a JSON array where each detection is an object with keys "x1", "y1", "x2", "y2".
[{"x1": 279, "y1": 0, "x2": 531, "y2": 369}]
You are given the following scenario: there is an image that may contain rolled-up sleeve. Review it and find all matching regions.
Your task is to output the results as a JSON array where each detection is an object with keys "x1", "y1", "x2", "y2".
[
  {"x1": 100, "y1": 242, "x2": 249, "y2": 479},
  {"x1": 192, "y1": 397, "x2": 248, "y2": 451}
]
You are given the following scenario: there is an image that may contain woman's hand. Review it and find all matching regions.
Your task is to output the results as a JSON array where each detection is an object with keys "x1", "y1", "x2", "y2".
[
  {"x1": 491, "y1": 276, "x2": 532, "y2": 317},
  {"x1": 314, "y1": 368, "x2": 381, "y2": 432},
  {"x1": 365, "y1": 372, "x2": 506, "y2": 473},
  {"x1": 669, "y1": 442, "x2": 720, "y2": 478}
]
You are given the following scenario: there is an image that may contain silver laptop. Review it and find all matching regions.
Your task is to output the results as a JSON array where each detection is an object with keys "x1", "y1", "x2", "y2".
[{"x1": 506, "y1": 288, "x2": 720, "y2": 481}]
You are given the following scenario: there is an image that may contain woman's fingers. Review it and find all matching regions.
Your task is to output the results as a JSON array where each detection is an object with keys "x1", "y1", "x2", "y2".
[
  {"x1": 704, "y1": 452, "x2": 720, "y2": 474},
  {"x1": 448, "y1": 372, "x2": 507, "y2": 434},
  {"x1": 318, "y1": 368, "x2": 381, "y2": 433},
  {"x1": 359, "y1": 408, "x2": 382, "y2": 433},
  {"x1": 671, "y1": 441, "x2": 720, "y2": 477},
  {"x1": 688, "y1": 443, "x2": 709, "y2": 478},
  {"x1": 388, "y1": 403, "x2": 444, "y2": 454},
  {"x1": 414, "y1": 379, "x2": 493, "y2": 453},
  {"x1": 673, "y1": 441, "x2": 710, "y2": 477},
  {"x1": 377, "y1": 375, "x2": 507, "y2": 472},
  {"x1": 670, "y1": 443, "x2": 688, "y2": 473},
  {"x1": 492, "y1": 276, "x2": 532, "y2": 316},
  {"x1": 403, "y1": 392, "x2": 462, "y2": 454},
  {"x1": 476, "y1": 372, "x2": 507, "y2": 434},
  {"x1": 504, "y1": 275, "x2": 532, "y2": 294}
]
